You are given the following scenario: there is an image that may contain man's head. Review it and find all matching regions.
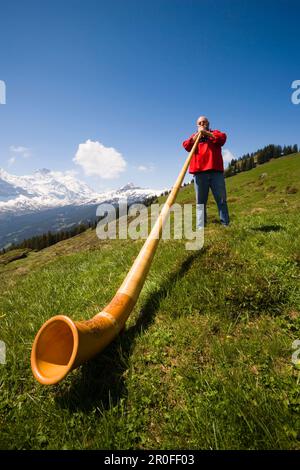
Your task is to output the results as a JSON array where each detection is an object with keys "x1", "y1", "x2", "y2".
[{"x1": 196, "y1": 116, "x2": 210, "y2": 130}]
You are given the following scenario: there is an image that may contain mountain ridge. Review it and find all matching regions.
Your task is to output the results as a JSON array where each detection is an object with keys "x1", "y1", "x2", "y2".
[
  {"x1": 0, "y1": 168, "x2": 163, "y2": 215},
  {"x1": 0, "y1": 168, "x2": 165, "y2": 247}
]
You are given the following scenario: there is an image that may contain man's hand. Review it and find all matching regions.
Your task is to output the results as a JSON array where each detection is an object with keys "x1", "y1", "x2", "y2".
[
  {"x1": 192, "y1": 131, "x2": 203, "y2": 142},
  {"x1": 200, "y1": 129, "x2": 214, "y2": 138}
]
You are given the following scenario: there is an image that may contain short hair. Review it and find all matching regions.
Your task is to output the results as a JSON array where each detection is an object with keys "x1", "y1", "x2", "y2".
[{"x1": 197, "y1": 116, "x2": 210, "y2": 128}]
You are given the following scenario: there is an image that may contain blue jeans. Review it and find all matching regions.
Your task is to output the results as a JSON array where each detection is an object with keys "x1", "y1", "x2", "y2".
[{"x1": 194, "y1": 170, "x2": 230, "y2": 227}]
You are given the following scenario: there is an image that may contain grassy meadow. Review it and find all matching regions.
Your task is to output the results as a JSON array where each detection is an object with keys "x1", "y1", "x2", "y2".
[{"x1": 0, "y1": 153, "x2": 300, "y2": 449}]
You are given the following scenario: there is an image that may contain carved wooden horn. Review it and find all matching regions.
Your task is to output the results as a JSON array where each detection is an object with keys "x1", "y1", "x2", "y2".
[{"x1": 31, "y1": 133, "x2": 201, "y2": 384}]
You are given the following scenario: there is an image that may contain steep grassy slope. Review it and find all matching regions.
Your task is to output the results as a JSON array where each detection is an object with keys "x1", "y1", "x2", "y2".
[{"x1": 0, "y1": 154, "x2": 299, "y2": 449}]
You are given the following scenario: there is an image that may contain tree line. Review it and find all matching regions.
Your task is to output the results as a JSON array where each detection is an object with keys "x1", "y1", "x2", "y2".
[
  {"x1": 1, "y1": 221, "x2": 97, "y2": 254},
  {"x1": 225, "y1": 143, "x2": 298, "y2": 177},
  {"x1": 1, "y1": 195, "x2": 160, "y2": 254}
]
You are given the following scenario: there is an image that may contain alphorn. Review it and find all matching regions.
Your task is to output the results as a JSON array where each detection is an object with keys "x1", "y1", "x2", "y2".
[{"x1": 31, "y1": 132, "x2": 202, "y2": 385}]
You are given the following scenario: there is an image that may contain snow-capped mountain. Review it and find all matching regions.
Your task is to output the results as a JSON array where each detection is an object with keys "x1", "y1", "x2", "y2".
[
  {"x1": 0, "y1": 168, "x2": 164, "y2": 248},
  {"x1": 0, "y1": 168, "x2": 162, "y2": 215}
]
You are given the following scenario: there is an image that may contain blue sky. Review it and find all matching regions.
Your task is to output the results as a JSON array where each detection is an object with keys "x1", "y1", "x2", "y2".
[{"x1": 0, "y1": 0, "x2": 299, "y2": 192}]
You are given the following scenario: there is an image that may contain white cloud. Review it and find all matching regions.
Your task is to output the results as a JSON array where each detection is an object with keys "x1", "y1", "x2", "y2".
[
  {"x1": 222, "y1": 148, "x2": 236, "y2": 167},
  {"x1": 51, "y1": 170, "x2": 79, "y2": 178},
  {"x1": 73, "y1": 139, "x2": 126, "y2": 179},
  {"x1": 9, "y1": 146, "x2": 31, "y2": 158},
  {"x1": 7, "y1": 157, "x2": 16, "y2": 166},
  {"x1": 136, "y1": 164, "x2": 155, "y2": 172},
  {"x1": 7, "y1": 145, "x2": 31, "y2": 166},
  {"x1": 8, "y1": 145, "x2": 31, "y2": 165}
]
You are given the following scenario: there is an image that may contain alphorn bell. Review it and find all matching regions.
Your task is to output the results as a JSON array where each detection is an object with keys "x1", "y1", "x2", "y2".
[{"x1": 31, "y1": 132, "x2": 202, "y2": 385}]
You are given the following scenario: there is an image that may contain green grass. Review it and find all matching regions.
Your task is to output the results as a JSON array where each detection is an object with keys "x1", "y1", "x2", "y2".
[{"x1": 0, "y1": 154, "x2": 300, "y2": 449}]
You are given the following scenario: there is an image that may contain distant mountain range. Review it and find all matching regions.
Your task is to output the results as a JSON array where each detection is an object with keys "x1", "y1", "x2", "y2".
[{"x1": 0, "y1": 168, "x2": 164, "y2": 248}]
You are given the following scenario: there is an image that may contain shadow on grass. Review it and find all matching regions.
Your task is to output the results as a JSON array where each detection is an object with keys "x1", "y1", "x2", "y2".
[
  {"x1": 55, "y1": 247, "x2": 207, "y2": 412},
  {"x1": 250, "y1": 224, "x2": 283, "y2": 233}
]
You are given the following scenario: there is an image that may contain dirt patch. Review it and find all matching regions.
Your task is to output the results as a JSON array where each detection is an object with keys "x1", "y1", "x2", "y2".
[
  {"x1": 0, "y1": 249, "x2": 31, "y2": 265},
  {"x1": 250, "y1": 207, "x2": 267, "y2": 214},
  {"x1": 286, "y1": 186, "x2": 298, "y2": 194}
]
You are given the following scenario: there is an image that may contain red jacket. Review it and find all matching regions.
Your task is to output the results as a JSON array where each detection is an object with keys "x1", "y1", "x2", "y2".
[{"x1": 182, "y1": 129, "x2": 227, "y2": 173}]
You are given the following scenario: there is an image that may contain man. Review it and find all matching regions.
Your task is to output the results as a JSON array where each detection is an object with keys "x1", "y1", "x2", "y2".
[{"x1": 182, "y1": 116, "x2": 230, "y2": 228}]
